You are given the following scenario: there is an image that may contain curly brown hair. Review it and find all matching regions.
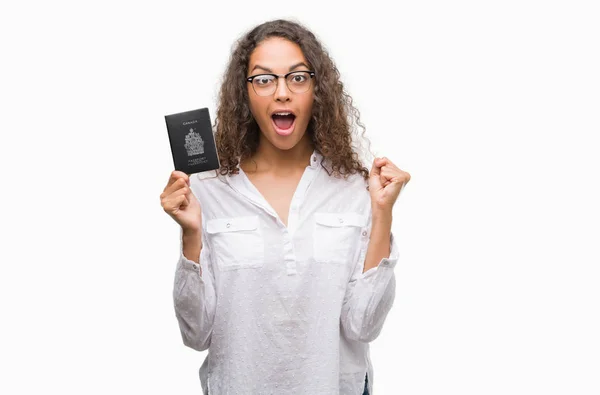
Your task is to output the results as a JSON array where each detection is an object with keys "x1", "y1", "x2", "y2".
[{"x1": 214, "y1": 19, "x2": 373, "y2": 181}]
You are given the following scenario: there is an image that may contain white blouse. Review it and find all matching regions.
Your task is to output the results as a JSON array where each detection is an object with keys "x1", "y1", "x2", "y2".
[{"x1": 173, "y1": 150, "x2": 399, "y2": 395}]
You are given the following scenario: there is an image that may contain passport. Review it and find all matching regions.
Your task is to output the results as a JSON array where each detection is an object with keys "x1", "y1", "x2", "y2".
[{"x1": 165, "y1": 108, "x2": 220, "y2": 174}]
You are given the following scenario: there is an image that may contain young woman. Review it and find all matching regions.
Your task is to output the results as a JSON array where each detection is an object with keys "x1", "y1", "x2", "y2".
[{"x1": 161, "y1": 19, "x2": 410, "y2": 395}]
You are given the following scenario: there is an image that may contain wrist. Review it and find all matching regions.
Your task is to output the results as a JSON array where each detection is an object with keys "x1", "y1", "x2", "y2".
[
  {"x1": 372, "y1": 206, "x2": 393, "y2": 221},
  {"x1": 182, "y1": 227, "x2": 201, "y2": 238},
  {"x1": 181, "y1": 227, "x2": 202, "y2": 265}
]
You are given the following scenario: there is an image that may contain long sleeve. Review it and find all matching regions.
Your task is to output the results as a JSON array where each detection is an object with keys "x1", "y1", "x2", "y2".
[
  {"x1": 173, "y1": 227, "x2": 217, "y2": 351},
  {"x1": 340, "y1": 229, "x2": 399, "y2": 343}
]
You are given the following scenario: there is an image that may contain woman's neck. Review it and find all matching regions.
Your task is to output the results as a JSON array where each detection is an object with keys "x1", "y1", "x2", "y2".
[{"x1": 242, "y1": 135, "x2": 314, "y2": 176}]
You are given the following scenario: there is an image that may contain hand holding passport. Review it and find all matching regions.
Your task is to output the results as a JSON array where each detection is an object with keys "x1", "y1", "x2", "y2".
[{"x1": 165, "y1": 108, "x2": 220, "y2": 174}]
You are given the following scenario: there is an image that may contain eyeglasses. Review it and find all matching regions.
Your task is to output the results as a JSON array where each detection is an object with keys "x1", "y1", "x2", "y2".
[{"x1": 246, "y1": 70, "x2": 315, "y2": 96}]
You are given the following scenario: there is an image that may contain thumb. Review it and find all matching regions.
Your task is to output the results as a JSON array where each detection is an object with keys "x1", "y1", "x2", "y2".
[
  {"x1": 370, "y1": 157, "x2": 383, "y2": 177},
  {"x1": 369, "y1": 158, "x2": 381, "y2": 177}
]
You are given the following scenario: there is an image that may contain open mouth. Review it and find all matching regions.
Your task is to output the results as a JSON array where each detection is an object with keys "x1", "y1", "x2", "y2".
[{"x1": 271, "y1": 112, "x2": 296, "y2": 136}]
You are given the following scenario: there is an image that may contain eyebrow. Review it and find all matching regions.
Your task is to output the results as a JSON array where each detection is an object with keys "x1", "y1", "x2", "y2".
[{"x1": 251, "y1": 62, "x2": 310, "y2": 73}]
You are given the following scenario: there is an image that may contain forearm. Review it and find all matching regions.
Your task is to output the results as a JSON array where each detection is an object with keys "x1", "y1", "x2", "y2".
[
  {"x1": 182, "y1": 228, "x2": 202, "y2": 265},
  {"x1": 362, "y1": 208, "x2": 392, "y2": 273},
  {"x1": 341, "y1": 271, "x2": 396, "y2": 342},
  {"x1": 174, "y1": 241, "x2": 215, "y2": 351}
]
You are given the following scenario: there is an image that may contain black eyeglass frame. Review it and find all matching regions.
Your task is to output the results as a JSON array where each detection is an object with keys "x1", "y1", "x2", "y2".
[{"x1": 246, "y1": 71, "x2": 316, "y2": 95}]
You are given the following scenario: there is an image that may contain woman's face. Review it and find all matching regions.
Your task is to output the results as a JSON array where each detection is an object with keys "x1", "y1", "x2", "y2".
[{"x1": 247, "y1": 37, "x2": 315, "y2": 151}]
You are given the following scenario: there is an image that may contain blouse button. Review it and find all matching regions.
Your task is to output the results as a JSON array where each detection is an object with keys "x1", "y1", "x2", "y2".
[
  {"x1": 226, "y1": 223, "x2": 231, "y2": 228},
  {"x1": 338, "y1": 218, "x2": 344, "y2": 224},
  {"x1": 362, "y1": 231, "x2": 367, "y2": 237}
]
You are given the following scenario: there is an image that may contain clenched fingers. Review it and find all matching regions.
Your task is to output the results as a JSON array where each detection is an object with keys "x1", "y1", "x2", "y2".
[
  {"x1": 165, "y1": 171, "x2": 189, "y2": 189},
  {"x1": 162, "y1": 176, "x2": 188, "y2": 198}
]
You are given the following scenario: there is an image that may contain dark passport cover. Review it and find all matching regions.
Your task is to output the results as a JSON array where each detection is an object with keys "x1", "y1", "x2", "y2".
[{"x1": 165, "y1": 108, "x2": 220, "y2": 174}]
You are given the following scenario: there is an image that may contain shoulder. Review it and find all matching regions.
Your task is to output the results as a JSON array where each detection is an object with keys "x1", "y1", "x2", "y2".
[
  {"x1": 315, "y1": 168, "x2": 371, "y2": 211},
  {"x1": 188, "y1": 170, "x2": 231, "y2": 201},
  {"x1": 314, "y1": 167, "x2": 372, "y2": 219},
  {"x1": 322, "y1": 169, "x2": 369, "y2": 193},
  {"x1": 318, "y1": 156, "x2": 369, "y2": 188}
]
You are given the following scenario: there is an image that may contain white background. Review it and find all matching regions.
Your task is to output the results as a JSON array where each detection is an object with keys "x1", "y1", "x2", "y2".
[{"x1": 1, "y1": 0, "x2": 599, "y2": 394}]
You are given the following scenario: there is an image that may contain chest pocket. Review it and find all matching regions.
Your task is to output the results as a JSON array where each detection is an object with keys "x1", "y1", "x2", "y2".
[
  {"x1": 313, "y1": 212, "x2": 366, "y2": 264},
  {"x1": 206, "y1": 215, "x2": 264, "y2": 271}
]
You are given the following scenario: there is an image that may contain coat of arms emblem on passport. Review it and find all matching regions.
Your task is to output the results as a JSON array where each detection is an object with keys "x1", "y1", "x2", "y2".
[{"x1": 165, "y1": 108, "x2": 220, "y2": 174}]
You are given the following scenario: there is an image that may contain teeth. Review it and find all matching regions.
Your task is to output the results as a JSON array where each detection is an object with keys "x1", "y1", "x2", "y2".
[{"x1": 274, "y1": 112, "x2": 292, "y2": 116}]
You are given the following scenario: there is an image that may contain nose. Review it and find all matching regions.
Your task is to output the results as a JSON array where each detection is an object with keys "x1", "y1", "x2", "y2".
[{"x1": 273, "y1": 77, "x2": 291, "y2": 102}]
